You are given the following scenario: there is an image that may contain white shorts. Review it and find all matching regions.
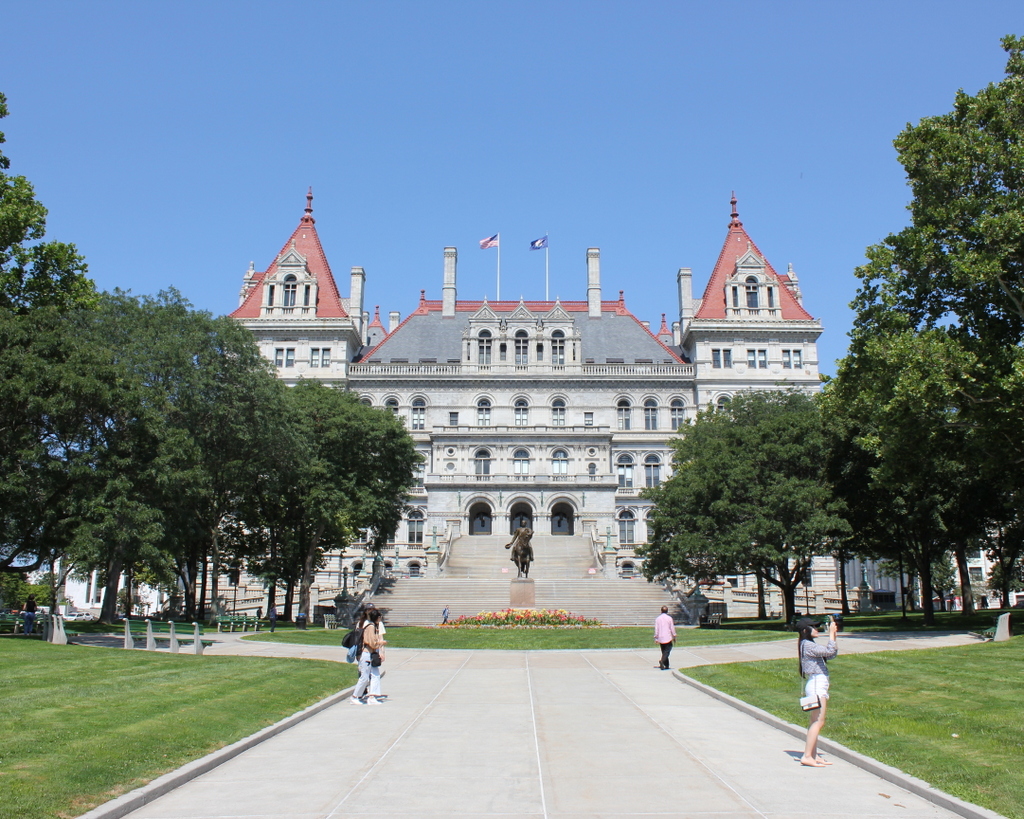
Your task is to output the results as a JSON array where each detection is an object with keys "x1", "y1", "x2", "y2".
[{"x1": 804, "y1": 674, "x2": 830, "y2": 701}]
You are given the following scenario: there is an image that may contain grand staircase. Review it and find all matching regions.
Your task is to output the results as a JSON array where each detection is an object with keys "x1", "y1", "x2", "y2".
[{"x1": 373, "y1": 534, "x2": 680, "y2": 626}]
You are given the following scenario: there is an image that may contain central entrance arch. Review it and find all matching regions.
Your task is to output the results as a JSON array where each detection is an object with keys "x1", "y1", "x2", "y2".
[
  {"x1": 509, "y1": 501, "x2": 533, "y2": 533},
  {"x1": 549, "y1": 501, "x2": 575, "y2": 535},
  {"x1": 469, "y1": 502, "x2": 492, "y2": 535}
]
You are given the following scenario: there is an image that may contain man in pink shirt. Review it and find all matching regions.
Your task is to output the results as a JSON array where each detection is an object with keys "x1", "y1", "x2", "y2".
[{"x1": 654, "y1": 605, "x2": 677, "y2": 670}]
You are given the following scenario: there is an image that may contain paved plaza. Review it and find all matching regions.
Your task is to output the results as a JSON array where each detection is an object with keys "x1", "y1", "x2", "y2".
[{"x1": 88, "y1": 630, "x2": 999, "y2": 819}]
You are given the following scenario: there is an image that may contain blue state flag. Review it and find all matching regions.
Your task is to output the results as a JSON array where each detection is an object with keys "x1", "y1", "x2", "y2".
[{"x1": 530, "y1": 235, "x2": 548, "y2": 250}]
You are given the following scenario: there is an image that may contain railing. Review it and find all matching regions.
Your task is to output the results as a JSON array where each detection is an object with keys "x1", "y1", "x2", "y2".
[
  {"x1": 437, "y1": 526, "x2": 456, "y2": 574},
  {"x1": 348, "y1": 362, "x2": 694, "y2": 378},
  {"x1": 588, "y1": 525, "x2": 605, "y2": 569}
]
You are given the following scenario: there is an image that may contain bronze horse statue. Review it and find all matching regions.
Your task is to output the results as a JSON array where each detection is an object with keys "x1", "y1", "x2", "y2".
[{"x1": 505, "y1": 526, "x2": 534, "y2": 578}]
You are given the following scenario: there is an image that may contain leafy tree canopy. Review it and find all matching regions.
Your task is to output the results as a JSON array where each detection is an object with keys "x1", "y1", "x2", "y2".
[{"x1": 640, "y1": 390, "x2": 848, "y2": 621}]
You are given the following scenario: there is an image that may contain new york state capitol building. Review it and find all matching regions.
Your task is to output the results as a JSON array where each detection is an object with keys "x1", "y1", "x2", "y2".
[{"x1": 229, "y1": 193, "x2": 827, "y2": 621}]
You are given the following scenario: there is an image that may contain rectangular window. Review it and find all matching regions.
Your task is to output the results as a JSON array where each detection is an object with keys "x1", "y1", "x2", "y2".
[
  {"x1": 499, "y1": 343, "x2": 507, "y2": 362},
  {"x1": 536, "y1": 344, "x2": 543, "y2": 361},
  {"x1": 409, "y1": 519, "x2": 424, "y2": 544},
  {"x1": 747, "y1": 349, "x2": 757, "y2": 368},
  {"x1": 584, "y1": 412, "x2": 594, "y2": 427},
  {"x1": 284, "y1": 348, "x2": 295, "y2": 367},
  {"x1": 644, "y1": 407, "x2": 658, "y2": 431},
  {"x1": 303, "y1": 285, "x2": 311, "y2": 307},
  {"x1": 515, "y1": 337, "x2": 528, "y2": 365},
  {"x1": 551, "y1": 339, "x2": 565, "y2": 365},
  {"x1": 712, "y1": 349, "x2": 722, "y2": 368},
  {"x1": 723, "y1": 349, "x2": 732, "y2": 367},
  {"x1": 782, "y1": 350, "x2": 791, "y2": 369},
  {"x1": 477, "y1": 406, "x2": 490, "y2": 426},
  {"x1": 767, "y1": 287, "x2": 774, "y2": 308},
  {"x1": 758, "y1": 349, "x2": 767, "y2": 369},
  {"x1": 310, "y1": 348, "x2": 320, "y2": 368},
  {"x1": 267, "y1": 285, "x2": 275, "y2": 306},
  {"x1": 274, "y1": 348, "x2": 284, "y2": 367},
  {"x1": 793, "y1": 350, "x2": 802, "y2": 368},
  {"x1": 411, "y1": 407, "x2": 425, "y2": 430},
  {"x1": 552, "y1": 407, "x2": 566, "y2": 426},
  {"x1": 514, "y1": 407, "x2": 529, "y2": 426},
  {"x1": 731, "y1": 287, "x2": 739, "y2": 308},
  {"x1": 617, "y1": 407, "x2": 631, "y2": 431},
  {"x1": 449, "y1": 412, "x2": 459, "y2": 426}
]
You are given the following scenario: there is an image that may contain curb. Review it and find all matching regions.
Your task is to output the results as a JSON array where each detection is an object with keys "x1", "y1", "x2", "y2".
[
  {"x1": 672, "y1": 671, "x2": 1007, "y2": 819},
  {"x1": 76, "y1": 684, "x2": 356, "y2": 819}
]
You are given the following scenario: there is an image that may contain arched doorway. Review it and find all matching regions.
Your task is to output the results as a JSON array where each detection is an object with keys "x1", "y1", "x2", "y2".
[
  {"x1": 550, "y1": 501, "x2": 575, "y2": 535},
  {"x1": 509, "y1": 502, "x2": 533, "y2": 533},
  {"x1": 469, "y1": 502, "x2": 492, "y2": 535}
]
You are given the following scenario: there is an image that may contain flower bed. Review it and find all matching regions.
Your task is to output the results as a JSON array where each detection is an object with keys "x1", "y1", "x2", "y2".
[{"x1": 440, "y1": 609, "x2": 603, "y2": 628}]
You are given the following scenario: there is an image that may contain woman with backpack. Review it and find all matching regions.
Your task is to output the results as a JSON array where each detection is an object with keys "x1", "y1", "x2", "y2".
[
  {"x1": 351, "y1": 608, "x2": 385, "y2": 705},
  {"x1": 797, "y1": 616, "x2": 838, "y2": 767}
]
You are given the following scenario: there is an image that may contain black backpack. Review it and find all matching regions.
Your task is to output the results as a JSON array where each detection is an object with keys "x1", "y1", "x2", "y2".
[{"x1": 342, "y1": 626, "x2": 362, "y2": 649}]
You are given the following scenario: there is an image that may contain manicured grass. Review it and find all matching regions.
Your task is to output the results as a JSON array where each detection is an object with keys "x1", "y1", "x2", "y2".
[
  {"x1": 721, "y1": 608, "x2": 1022, "y2": 633},
  {"x1": 685, "y1": 640, "x2": 1024, "y2": 819},
  {"x1": 244, "y1": 625, "x2": 791, "y2": 650},
  {"x1": 0, "y1": 640, "x2": 357, "y2": 819}
]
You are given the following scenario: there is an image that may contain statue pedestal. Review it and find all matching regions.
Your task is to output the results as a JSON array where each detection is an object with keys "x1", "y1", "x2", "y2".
[{"x1": 510, "y1": 579, "x2": 535, "y2": 608}]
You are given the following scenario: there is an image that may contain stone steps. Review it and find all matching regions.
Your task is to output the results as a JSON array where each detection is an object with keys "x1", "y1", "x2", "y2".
[{"x1": 373, "y1": 577, "x2": 678, "y2": 627}]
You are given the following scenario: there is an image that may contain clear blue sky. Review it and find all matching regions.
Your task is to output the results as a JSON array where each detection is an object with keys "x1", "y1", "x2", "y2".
[{"x1": 2, "y1": 3, "x2": 1021, "y2": 374}]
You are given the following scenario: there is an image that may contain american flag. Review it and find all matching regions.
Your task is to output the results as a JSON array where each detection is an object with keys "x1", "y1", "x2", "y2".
[{"x1": 479, "y1": 234, "x2": 499, "y2": 250}]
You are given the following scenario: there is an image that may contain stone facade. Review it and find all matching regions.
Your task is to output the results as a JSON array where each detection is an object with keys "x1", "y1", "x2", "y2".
[{"x1": 230, "y1": 192, "x2": 823, "y2": 589}]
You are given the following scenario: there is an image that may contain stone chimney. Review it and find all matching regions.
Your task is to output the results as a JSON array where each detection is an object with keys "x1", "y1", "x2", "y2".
[
  {"x1": 443, "y1": 246, "x2": 458, "y2": 317},
  {"x1": 350, "y1": 266, "x2": 365, "y2": 338},
  {"x1": 677, "y1": 267, "x2": 693, "y2": 336},
  {"x1": 587, "y1": 248, "x2": 601, "y2": 317},
  {"x1": 389, "y1": 311, "x2": 401, "y2": 332}
]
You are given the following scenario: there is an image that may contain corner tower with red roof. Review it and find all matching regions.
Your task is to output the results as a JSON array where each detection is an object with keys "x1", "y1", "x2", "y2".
[
  {"x1": 230, "y1": 189, "x2": 365, "y2": 382},
  {"x1": 677, "y1": 194, "x2": 822, "y2": 407}
]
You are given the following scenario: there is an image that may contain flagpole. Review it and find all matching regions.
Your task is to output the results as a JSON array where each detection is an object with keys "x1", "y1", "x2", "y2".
[
  {"x1": 497, "y1": 232, "x2": 501, "y2": 301},
  {"x1": 545, "y1": 233, "x2": 549, "y2": 301}
]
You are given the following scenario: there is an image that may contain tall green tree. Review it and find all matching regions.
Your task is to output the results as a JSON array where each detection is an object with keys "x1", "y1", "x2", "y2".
[
  {"x1": 283, "y1": 382, "x2": 420, "y2": 619},
  {"x1": 0, "y1": 93, "x2": 94, "y2": 312},
  {"x1": 827, "y1": 36, "x2": 1024, "y2": 615},
  {"x1": 640, "y1": 391, "x2": 849, "y2": 621}
]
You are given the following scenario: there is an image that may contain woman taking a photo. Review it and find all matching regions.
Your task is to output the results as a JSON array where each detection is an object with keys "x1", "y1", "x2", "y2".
[{"x1": 798, "y1": 616, "x2": 838, "y2": 767}]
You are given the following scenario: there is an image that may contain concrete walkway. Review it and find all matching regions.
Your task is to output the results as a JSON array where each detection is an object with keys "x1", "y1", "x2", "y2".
[{"x1": 103, "y1": 631, "x2": 997, "y2": 819}]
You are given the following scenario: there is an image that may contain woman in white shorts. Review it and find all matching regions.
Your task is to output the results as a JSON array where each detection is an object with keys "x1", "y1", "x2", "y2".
[{"x1": 797, "y1": 616, "x2": 838, "y2": 767}]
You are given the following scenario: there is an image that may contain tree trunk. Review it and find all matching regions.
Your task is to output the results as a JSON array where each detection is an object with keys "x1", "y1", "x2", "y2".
[
  {"x1": 837, "y1": 555, "x2": 851, "y2": 616},
  {"x1": 755, "y1": 571, "x2": 767, "y2": 619},
  {"x1": 953, "y1": 544, "x2": 975, "y2": 614},
  {"x1": 100, "y1": 558, "x2": 123, "y2": 623},
  {"x1": 298, "y1": 525, "x2": 326, "y2": 620},
  {"x1": 198, "y1": 551, "x2": 209, "y2": 621},
  {"x1": 209, "y1": 529, "x2": 221, "y2": 621},
  {"x1": 918, "y1": 557, "x2": 936, "y2": 626},
  {"x1": 283, "y1": 579, "x2": 295, "y2": 621}
]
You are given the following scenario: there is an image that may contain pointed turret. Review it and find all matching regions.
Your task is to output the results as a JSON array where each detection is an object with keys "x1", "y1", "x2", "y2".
[
  {"x1": 692, "y1": 194, "x2": 813, "y2": 322},
  {"x1": 230, "y1": 189, "x2": 348, "y2": 319}
]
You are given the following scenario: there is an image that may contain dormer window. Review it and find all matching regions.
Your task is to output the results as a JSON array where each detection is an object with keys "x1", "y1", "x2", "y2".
[
  {"x1": 745, "y1": 277, "x2": 759, "y2": 309},
  {"x1": 514, "y1": 330, "x2": 529, "y2": 365},
  {"x1": 283, "y1": 275, "x2": 298, "y2": 307},
  {"x1": 551, "y1": 330, "x2": 565, "y2": 366},
  {"x1": 478, "y1": 331, "x2": 492, "y2": 365}
]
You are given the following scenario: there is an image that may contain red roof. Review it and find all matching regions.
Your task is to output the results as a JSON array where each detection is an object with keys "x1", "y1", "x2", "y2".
[
  {"x1": 230, "y1": 189, "x2": 348, "y2": 319},
  {"x1": 693, "y1": 195, "x2": 813, "y2": 321}
]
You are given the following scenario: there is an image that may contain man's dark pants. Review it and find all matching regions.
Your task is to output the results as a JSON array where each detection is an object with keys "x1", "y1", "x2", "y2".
[{"x1": 659, "y1": 640, "x2": 673, "y2": 669}]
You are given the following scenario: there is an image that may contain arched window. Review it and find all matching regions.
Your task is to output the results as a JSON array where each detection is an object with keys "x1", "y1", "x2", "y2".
[
  {"x1": 514, "y1": 330, "x2": 529, "y2": 366},
  {"x1": 283, "y1": 274, "x2": 298, "y2": 307},
  {"x1": 551, "y1": 330, "x2": 566, "y2": 366},
  {"x1": 670, "y1": 399, "x2": 685, "y2": 431},
  {"x1": 474, "y1": 448, "x2": 491, "y2": 477},
  {"x1": 551, "y1": 449, "x2": 569, "y2": 475},
  {"x1": 644, "y1": 454, "x2": 661, "y2": 488},
  {"x1": 643, "y1": 398, "x2": 659, "y2": 430},
  {"x1": 617, "y1": 399, "x2": 632, "y2": 430},
  {"x1": 513, "y1": 448, "x2": 530, "y2": 477},
  {"x1": 408, "y1": 561, "x2": 422, "y2": 577},
  {"x1": 617, "y1": 454, "x2": 634, "y2": 488},
  {"x1": 588, "y1": 462, "x2": 597, "y2": 478},
  {"x1": 408, "y1": 510, "x2": 424, "y2": 545},
  {"x1": 478, "y1": 330, "x2": 492, "y2": 365},
  {"x1": 385, "y1": 398, "x2": 399, "y2": 414},
  {"x1": 745, "y1": 276, "x2": 759, "y2": 309},
  {"x1": 716, "y1": 395, "x2": 731, "y2": 411},
  {"x1": 411, "y1": 397, "x2": 426, "y2": 430},
  {"x1": 618, "y1": 510, "x2": 636, "y2": 544},
  {"x1": 477, "y1": 398, "x2": 491, "y2": 426},
  {"x1": 551, "y1": 398, "x2": 566, "y2": 427},
  {"x1": 514, "y1": 398, "x2": 529, "y2": 427},
  {"x1": 359, "y1": 397, "x2": 373, "y2": 406}
]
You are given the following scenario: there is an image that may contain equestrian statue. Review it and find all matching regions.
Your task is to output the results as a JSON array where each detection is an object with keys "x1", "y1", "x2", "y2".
[{"x1": 505, "y1": 526, "x2": 534, "y2": 579}]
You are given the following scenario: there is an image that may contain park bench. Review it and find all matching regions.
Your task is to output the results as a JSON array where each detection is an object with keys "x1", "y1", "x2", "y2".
[
  {"x1": 123, "y1": 619, "x2": 213, "y2": 654},
  {"x1": 0, "y1": 612, "x2": 47, "y2": 636},
  {"x1": 700, "y1": 613, "x2": 723, "y2": 629},
  {"x1": 216, "y1": 615, "x2": 261, "y2": 633}
]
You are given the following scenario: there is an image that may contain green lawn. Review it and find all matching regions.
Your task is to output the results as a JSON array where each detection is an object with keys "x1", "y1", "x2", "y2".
[
  {"x1": 0, "y1": 640, "x2": 357, "y2": 819},
  {"x1": 243, "y1": 625, "x2": 792, "y2": 650},
  {"x1": 686, "y1": 640, "x2": 1024, "y2": 819},
  {"x1": 720, "y1": 608, "x2": 1021, "y2": 633}
]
